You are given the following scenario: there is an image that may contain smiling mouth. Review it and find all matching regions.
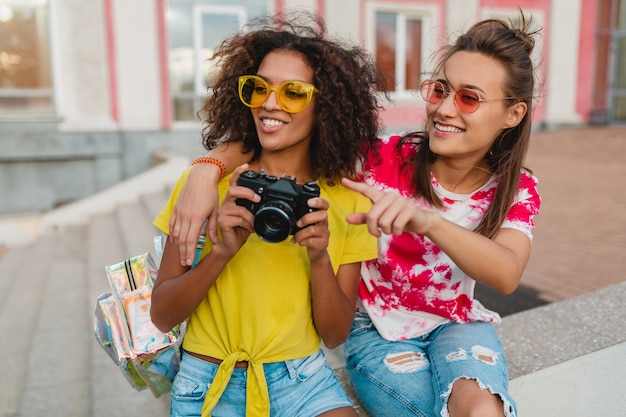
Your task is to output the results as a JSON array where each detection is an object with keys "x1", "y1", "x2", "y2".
[
  {"x1": 434, "y1": 122, "x2": 464, "y2": 133},
  {"x1": 262, "y1": 118, "x2": 286, "y2": 127}
]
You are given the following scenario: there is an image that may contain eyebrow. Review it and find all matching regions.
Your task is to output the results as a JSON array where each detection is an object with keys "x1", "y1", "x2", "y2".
[{"x1": 435, "y1": 78, "x2": 487, "y2": 94}]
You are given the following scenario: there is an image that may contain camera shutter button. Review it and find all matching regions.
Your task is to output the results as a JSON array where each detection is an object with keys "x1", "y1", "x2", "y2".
[{"x1": 303, "y1": 182, "x2": 319, "y2": 192}]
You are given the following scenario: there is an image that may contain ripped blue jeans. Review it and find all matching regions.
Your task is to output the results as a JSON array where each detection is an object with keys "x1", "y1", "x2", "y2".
[
  {"x1": 344, "y1": 312, "x2": 517, "y2": 417},
  {"x1": 171, "y1": 349, "x2": 352, "y2": 417}
]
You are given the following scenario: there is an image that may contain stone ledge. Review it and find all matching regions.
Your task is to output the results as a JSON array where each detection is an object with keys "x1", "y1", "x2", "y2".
[{"x1": 495, "y1": 280, "x2": 626, "y2": 379}]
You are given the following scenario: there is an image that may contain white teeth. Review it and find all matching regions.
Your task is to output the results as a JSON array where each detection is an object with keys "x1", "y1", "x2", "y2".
[
  {"x1": 262, "y1": 118, "x2": 285, "y2": 127},
  {"x1": 435, "y1": 122, "x2": 463, "y2": 133}
]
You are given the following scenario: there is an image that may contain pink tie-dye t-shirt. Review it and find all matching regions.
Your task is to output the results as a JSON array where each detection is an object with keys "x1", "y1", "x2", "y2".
[{"x1": 357, "y1": 134, "x2": 541, "y2": 341}]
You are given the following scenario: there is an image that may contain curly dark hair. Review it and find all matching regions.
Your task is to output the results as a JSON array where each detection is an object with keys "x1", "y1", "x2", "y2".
[{"x1": 198, "y1": 12, "x2": 385, "y2": 183}]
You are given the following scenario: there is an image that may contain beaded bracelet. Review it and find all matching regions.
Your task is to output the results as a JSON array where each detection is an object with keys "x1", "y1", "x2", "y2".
[{"x1": 191, "y1": 157, "x2": 226, "y2": 180}]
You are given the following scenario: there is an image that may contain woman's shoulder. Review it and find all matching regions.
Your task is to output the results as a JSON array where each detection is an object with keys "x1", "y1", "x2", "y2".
[
  {"x1": 513, "y1": 170, "x2": 541, "y2": 213},
  {"x1": 519, "y1": 169, "x2": 540, "y2": 192}
]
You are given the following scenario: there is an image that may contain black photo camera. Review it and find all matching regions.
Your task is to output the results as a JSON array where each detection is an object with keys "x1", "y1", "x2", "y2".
[{"x1": 236, "y1": 169, "x2": 320, "y2": 243}]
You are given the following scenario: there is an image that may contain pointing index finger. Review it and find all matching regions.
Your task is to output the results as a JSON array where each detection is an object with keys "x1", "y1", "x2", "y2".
[{"x1": 341, "y1": 177, "x2": 382, "y2": 202}]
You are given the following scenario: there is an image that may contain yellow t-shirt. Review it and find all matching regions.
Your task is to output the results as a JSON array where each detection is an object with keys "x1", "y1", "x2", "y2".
[{"x1": 153, "y1": 169, "x2": 377, "y2": 417}]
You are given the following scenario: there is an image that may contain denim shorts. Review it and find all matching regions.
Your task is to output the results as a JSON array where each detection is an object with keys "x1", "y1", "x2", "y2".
[
  {"x1": 170, "y1": 348, "x2": 353, "y2": 417},
  {"x1": 344, "y1": 312, "x2": 517, "y2": 417}
]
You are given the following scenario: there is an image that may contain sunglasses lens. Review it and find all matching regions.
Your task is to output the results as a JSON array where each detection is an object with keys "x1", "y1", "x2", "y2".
[
  {"x1": 456, "y1": 89, "x2": 481, "y2": 113},
  {"x1": 239, "y1": 76, "x2": 269, "y2": 108},
  {"x1": 420, "y1": 80, "x2": 484, "y2": 113},
  {"x1": 277, "y1": 82, "x2": 311, "y2": 113},
  {"x1": 420, "y1": 80, "x2": 444, "y2": 104}
]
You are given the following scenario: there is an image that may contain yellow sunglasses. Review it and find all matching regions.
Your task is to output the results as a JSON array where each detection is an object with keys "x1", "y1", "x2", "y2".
[{"x1": 238, "y1": 75, "x2": 318, "y2": 113}]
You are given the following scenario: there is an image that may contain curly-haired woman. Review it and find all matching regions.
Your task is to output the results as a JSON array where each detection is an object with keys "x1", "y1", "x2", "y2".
[{"x1": 150, "y1": 13, "x2": 385, "y2": 417}]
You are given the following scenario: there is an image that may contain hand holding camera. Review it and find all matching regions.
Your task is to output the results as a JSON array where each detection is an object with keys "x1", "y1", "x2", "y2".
[{"x1": 236, "y1": 169, "x2": 320, "y2": 243}]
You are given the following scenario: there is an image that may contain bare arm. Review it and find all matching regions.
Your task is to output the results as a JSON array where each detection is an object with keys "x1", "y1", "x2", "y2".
[
  {"x1": 169, "y1": 143, "x2": 251, "y2": 266},
  {"x1": 150, "y1": 237, "x2": 231, "y2": 331},
  {"x1": 341, "y1": 178, "x2": 530, "y2": 294},
  {"x1": 292, "y1": 198, "x2": 361, "y2": 348},
  {"x1": 310, "y1": 260, "x2": 361, "y2": 348},
  {"x1": 422, "y1": 219, "x2": 530, "y2": 294},
  {"x1": 152, "y1": 166, "x2": 256, "y2": 331}
]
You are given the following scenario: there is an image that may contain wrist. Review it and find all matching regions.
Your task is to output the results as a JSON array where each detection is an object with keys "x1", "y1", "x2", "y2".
[
  {"x1": 422, "y1": 210, "x2": 443, "y2": 236},
  {"x1": 211, "y1": 241, "x2": 237, "y2": 261},
  {"x1": 201, "y1": 244, "x2": 233, "y2": 272},
  {"x1": 308, "y1": 250, "x2": 331, "y2": 267},
  {"x1": 192, "y1": 157, "x2": 225, "y2": 181}
]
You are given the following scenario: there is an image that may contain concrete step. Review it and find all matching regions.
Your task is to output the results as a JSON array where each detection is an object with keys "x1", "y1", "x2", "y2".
[
  {"x1": 88, "y1": 210, "x2": 169, "y2": 417},
  {"x1": 20, "y1": 225, "x2": 91, "y2": 417},
  {"x1": 510, "y1": 341, "x2": 626, "y2": 416},
  {"x1": 142, "y1": 189, "x2": 170, "y2": 222},
  {"x1": 0, "y1": 158, "x2": 181, "y2": 416},
  {"x1": 0, "y1": 234, "x2": 58, "y2": 416},
  {"x1": 0, "y1": 238, "x2": 27, "y2": 314},
  {"x1": 0, "y1": 198, "x2": 171, "y2": 417},
  {"x1": 115, "y1": 200, "x2": 162, "y2": 260}
]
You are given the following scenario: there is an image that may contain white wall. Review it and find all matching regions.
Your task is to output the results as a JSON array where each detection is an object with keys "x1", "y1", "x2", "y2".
[
  {"x1": 325, "y1": 0, "x2": 361, "y2": 43},
  {"x1": 113, "y1": 0, "x2": 162, "y2": 130},
  {"x1": 53, "y1": 0, "x2": 164, "y2": 131},
  {"x1": 283, "y1": 0, "x2": 316, "y2": 12},
  {"x1": 53, "y1": 0, "x2": 113, "y2": 131},
  {"x1": 445, "y1": 0, "x2": 479, "y2": 35},
  {"x1": 544, "y1": 0, "x2": 583, "y2": 125}
]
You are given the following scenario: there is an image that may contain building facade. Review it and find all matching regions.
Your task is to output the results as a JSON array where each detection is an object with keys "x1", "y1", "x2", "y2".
[{"x1": 0, "y1": 0, "x2": 622, "y2": 215}]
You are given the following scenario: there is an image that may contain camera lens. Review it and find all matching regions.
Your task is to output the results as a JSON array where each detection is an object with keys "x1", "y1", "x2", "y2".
[{"x1": 254, "y1": 201, "x2": 295, "y2": 243}]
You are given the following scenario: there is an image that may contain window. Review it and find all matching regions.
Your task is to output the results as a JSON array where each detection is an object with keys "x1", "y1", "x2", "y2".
[
  {"x1": 167, "y1": 1, "x2": 266, "y2": 122},
  {"x1": 375, "y1": 12, "x2": 422, "y2": 93},
  {"x1": 0, "y1": 0, "x2": 53, "y2": 118},
  {"x1": 366, "y1": 3, "x2": 438, "y2": 100}
]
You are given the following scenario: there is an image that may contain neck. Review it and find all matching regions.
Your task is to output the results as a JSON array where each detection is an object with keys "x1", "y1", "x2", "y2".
[
  {"x1": 431, "y1": 159, "x2": 492, "y2": 194},
  {"x1": 249, "y1": 153, "x2": 314, "y2": 184}
]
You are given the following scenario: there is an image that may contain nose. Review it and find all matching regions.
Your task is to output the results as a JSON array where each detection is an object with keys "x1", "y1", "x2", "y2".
[
  {"x1": 261, "y1": 88, "x2": 281, "y2": 111},
  {"x1": 437, "y1": 91, "x2": 458, "y2": 115}
]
